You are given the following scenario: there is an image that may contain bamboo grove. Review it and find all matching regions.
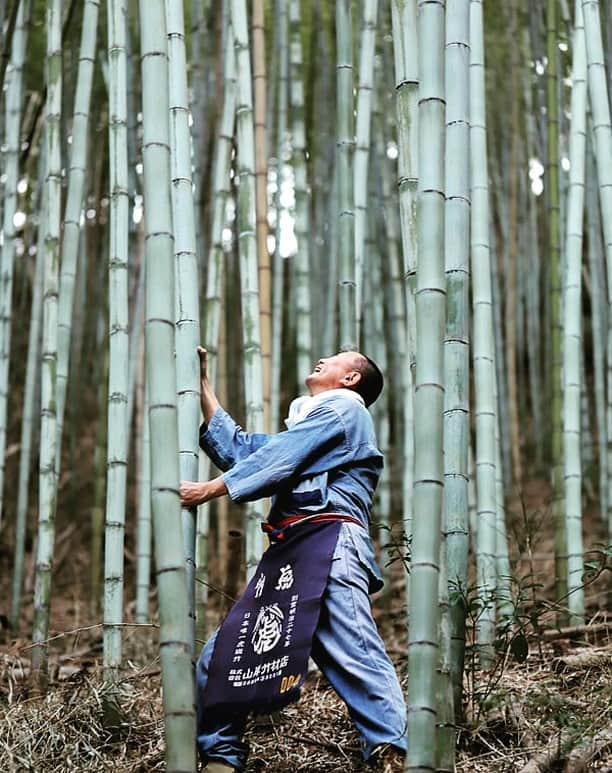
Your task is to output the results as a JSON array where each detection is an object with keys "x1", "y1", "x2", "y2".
[{"x1": 0, "y1": 0, "x2": 610, "y2": 769}]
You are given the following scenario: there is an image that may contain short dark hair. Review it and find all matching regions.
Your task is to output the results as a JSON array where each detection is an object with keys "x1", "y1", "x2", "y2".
[{"x1": 353, "y1": 354, "x2": 384, "y2": 407}]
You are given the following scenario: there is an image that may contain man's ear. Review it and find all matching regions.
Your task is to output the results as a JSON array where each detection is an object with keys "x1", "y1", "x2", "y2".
[{"x1": 341, "y1": 370, "x2": 362, "y2": 387}]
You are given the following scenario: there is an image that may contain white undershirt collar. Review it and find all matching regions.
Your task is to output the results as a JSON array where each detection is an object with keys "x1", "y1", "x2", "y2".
[{"x1": 285, "y1": 388, "x2": 365, "y2": 429}]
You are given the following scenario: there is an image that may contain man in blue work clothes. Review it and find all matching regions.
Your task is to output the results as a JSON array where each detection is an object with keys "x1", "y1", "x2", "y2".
[{"x1": 180, "y1": 347, "x2": 406, "y2": 772}]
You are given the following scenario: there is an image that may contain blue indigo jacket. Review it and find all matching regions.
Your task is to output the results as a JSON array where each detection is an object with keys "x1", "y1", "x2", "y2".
[{"x1": 199, "y1": 391, "x2": 385, "y2": 591}]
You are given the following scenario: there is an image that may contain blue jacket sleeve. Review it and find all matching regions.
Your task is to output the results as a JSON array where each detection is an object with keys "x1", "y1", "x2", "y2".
[
  {"x1": 199, "y1": 407, "x2": 271, "y2": 471},
  {"x1": 222, "y1": 404, "x2": 347, "y2": 502}
]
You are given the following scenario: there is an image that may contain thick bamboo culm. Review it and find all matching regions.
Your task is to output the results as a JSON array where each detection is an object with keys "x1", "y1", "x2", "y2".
[
  {"x1": 406, "y1": 1, "x2": 446, "y2": 769},
  {"x1": 189, "y1": 0, "x2": 205, "y2": 262},
  {"x1": 469, "y1": 0, "x2": 498, "y2": 667},
  {"x1": 390, "y1": 0, "x2": 418, "y2": 604},
  {"x1": 365, "y1": 167, "x2": 391, "y2": 589},
  {"x1": 354, "y1": 0, "x2": 378, "y2": 320},
  {"x1": 31, "y1": 0, "x2": 63, "y2": 688},
  {"x1": 521, "y1": 34, "x2": 544, "y2": 464},
  {"x1": 586, "y1": 143, "x2": 607, "y2": 527},
  {"x1": 505, "y1": 0, "x2": 522, "y2": 486},
  {"x1": 583, "y1": 0, "x2": 612, "y2": 281},
  {"x1": 166, "y1": 0, "x2": 201, "y2": 653},
  {"x1": 103, "y1": 0, "x2": 130, "y2": 683},
  {"x1": 0, "y1": 0, "x2": 30, "y2": 527},
  {"x1": 55, "y1": 0, "x2": 100, "y2": 481},
  {"x1": 90, "y1": 346, "x2": 108, "y2": 618},
  {"x1": 139, "y1": 0, "x2": 196, "y2": 767},
  {"x1": 378, "y1": 52, "x2": 407, "y2": 529},
  {"x1": 582, "y1": 0, "x2": 612, "y2": 542},
  {"x1": 547, "y1": 0, "x2": 567, "y2": 612},
  {"x1": 252, "y1": 0, "x2": 271, "y2": 431},
  {"x1": 562, "y1": 0, "x2": 587, "y2": 625},
  {"x1": 203, "y1": 6, "x2": 234, "y2": 392},
  {"x1": 230, "y1": 0, "x2": 265, "y2": 577},
  {"x1": 11, "y1": 160, "x2": 43, "y2": 632},
  {"x1": 270, "y1": 0, "x2": 288, "y2": 432},
  {"x1": 290, "y1": 0, "x2": 312, "y2": 382},
  {"x1": 390, "y1": 0, "x2": 418, "y2": 371},
  {"x1": 495, "y1": 406, "x2": 512, "y2": 620},
  {"x1": 490, "y1": 208, "x2": 512, "y2": 494},
  {"x1": 135, "y1": 384, "x2": 151, "y2": 624},
  {"x1": 196, "y1": 4, "x2": 235, "y2": 645},
  {"x1": 438, "y1": 7, "x2": 460, "y2": 735},
  {"x1": 126, "y1": 236, "x2": 145, "y2": 454},
  {"x1": 437, "y1": 529, "x2": 455, "y2": 773},
  {"x1": 336, "y1": 0, "x2": 357, "y2": 351},
  {"x1": 443, "y1": 0, "x2": 470, "y2": 722}
]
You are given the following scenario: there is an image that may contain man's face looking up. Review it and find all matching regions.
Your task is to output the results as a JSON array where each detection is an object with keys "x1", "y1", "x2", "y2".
[{"x1": 305, "y1": 351, "x2": 364, "y2": 396}]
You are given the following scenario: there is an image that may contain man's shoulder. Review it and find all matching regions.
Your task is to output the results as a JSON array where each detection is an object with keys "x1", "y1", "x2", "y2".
[
  {"x1": 322, "y1": 394, "x2": 375, "y2": 437},
  {"x1": 324, "y1": 392, "x2": 368, "y2": 416},
  {"x1": 294, "y1": 390, "x2": 372, "y2": 435}
]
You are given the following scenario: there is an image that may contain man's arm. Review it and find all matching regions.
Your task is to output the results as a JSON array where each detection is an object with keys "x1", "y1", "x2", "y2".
[
  {"x1": 221, "y1": 404, "x2": 348, "y2": 503},
  {"x1": 198, "y1": 346, "x2": 220, "y2": 422},
  {"x1": 198, "y1": 346, "x2": 271, "y2": 470},
  {"x1": 200, "y1": 411, "x2": 271, "y2": 470}
]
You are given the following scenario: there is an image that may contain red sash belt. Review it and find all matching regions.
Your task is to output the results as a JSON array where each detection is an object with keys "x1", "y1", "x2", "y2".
[{"x1": 262, "y1": 512, "x2": 365, "y2": 541}]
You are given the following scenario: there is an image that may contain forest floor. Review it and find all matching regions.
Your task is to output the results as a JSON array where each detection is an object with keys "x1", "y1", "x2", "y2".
[{"x1": 1, "y1": 476, "x2": 611, "y2": 772}]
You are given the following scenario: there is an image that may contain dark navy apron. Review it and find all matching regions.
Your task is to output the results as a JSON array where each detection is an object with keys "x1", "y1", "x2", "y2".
[{"x1": 201, "y1": 513, "x2": 363, "y2": 716}]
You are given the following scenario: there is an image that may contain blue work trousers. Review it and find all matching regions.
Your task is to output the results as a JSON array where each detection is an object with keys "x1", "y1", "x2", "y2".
[{"x1": 195, "y1": 526, "x2": 407, "y2": 770}]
